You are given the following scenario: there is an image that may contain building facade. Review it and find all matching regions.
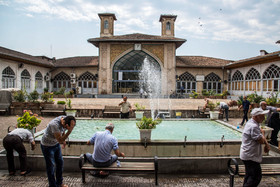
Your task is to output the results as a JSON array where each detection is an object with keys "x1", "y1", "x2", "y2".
[{"x1": 0, "y1": 13, "x2": 279, "y2": 98}]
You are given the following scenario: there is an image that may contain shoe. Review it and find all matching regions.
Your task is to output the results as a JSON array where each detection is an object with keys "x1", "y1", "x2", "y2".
[
  {"x1": 20, "y1": 168, "x2": 31, "y2": 176},
  {"x1": 9, "y1": 172, "x2": 15, "y2": 176},
  {"x1": 90, "y1": 171, "x2": 109, "y2": 178}
]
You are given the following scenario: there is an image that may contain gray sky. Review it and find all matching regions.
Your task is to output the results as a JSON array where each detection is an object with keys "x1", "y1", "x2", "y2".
[{"x1": 0, "y1": 0, "x2": 279, "y2": 60}]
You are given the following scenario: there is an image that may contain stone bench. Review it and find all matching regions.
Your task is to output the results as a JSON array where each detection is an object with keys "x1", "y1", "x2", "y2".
[
  {"x1": 40, "y1": 104, "x2": 65, "y2": 116},
  {"x1": 102, "y1": 105, "x2": 121, "y2": 118}
]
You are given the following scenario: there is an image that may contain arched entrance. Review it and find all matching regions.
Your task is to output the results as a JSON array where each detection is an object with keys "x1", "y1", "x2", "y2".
[{"x1": 112, "y1": 50, "x2": 161, "y2": 93}]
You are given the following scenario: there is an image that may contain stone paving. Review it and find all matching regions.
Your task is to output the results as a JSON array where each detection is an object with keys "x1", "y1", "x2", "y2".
[
  {"x1": 0, "y1": 98, "x2": 279, "y2": 186},
  {"x1": 0, "y1": 171, "x2": 280, "y2": 187}
]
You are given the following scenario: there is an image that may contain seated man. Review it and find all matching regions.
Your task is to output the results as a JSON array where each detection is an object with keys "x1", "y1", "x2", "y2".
[{"x1": 85, "y1": 123, "x2": 125, "y2": 176}]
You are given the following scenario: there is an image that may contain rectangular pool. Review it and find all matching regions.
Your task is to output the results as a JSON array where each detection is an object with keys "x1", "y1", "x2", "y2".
[{"x1": 67, "y1": 119, "x2": 241, "y2": 141}]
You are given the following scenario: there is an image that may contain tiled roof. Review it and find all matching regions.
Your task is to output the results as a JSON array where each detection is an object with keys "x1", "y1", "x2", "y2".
[
  {"x1": 88, "y1": 33, "x2": 186, "y2": 48},
  {"x1": 226, "y1": 50, "x2": 280, "y2": 68},
  {"x1": 176, "y1": 56, "x2": 232, "y2": 68},
  {"x1": 0, "y1": 46, "x2": 54, "y2": 67},
  {"x1": 54, "y1": 56, "x2": 98, "y2": 67}
]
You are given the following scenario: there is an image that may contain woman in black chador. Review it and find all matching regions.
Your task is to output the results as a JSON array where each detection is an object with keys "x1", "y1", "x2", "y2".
[{"x1": 268, "y1": 112, "x2": 280, "y2": 147}]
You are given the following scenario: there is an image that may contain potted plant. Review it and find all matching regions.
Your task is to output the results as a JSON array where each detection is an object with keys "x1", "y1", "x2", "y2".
[
  {"x1": 12, "y1": 89, "x2": 26, "y2": 107},
  {"x1": 26, "y1": 89, "x2": 40, "y2": 109},
  {"x1": 17, "y1": 110, "x2": 42, "y2": 137},
  {"x1": 136, "y1": 116, "x2": 162, "y2": 141},
  {"x1": 208, "y1": 101, "x2": 219, "y2": 120},
  {"x1": 65, "y1": 98, "x2": 76, "y2": 117},
  {"x1": 40, "y1": 92, "x2": 54, "y2": 107},
  {"x1": 134, "y1": 103, "x2": 145, "y2": 119},
  {"x1": 265, "y1": 92, "x2": 279, "y2": 106}
]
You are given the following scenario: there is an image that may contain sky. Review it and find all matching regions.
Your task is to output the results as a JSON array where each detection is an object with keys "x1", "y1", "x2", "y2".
[{"x1": 0, "y1": 0, "x2": 280, "y2": 61}]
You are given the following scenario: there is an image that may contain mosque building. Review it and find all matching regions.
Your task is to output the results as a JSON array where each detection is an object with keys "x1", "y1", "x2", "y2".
[{"x1": 0, "y1": 13, "x2": 279, "y2": 98}]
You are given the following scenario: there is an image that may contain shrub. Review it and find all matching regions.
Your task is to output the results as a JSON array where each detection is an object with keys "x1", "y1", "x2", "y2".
[
  {"x1": 190, "y1": 91, "x2": 199, "y2": 98},
  {"x1": 136, "y1": 116, "x2": 162, "y2": 129},
  {"x1": 41, "y1": 92, "x2": 54, "y2": 103},
  {"x1": 13, "y1": 90, "x2": 26, "y2": 102},
  {"x1": 265, "y1": 92, "x2": 279, "y2": 106},
  {"x1": 247, "y1": 91, "x2": 264, "y2": 104},
  {"x1": 201, "y1": 89, "x2": 209, "y2": 96},
  {"x1": 28, "y1": 90, "x2": 40, "y2": 102},
  {"x1": 17, "y1": 110, "x2": 42, "y2": 130},
  {"x1": 134, "y1": 103, "x2": 145, "y2": 111},
  {"x1": 57, "y1": 101, "x2": 66, "y2": 105}
]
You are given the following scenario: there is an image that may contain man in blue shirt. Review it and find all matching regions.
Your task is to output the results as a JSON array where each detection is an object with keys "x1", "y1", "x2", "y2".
[
  {"x1": 85, "y1": 123, "x2": 125, "y2": 176},
  {"x1": 238, "y1": 96, "x2": 251, "y2": 126}
]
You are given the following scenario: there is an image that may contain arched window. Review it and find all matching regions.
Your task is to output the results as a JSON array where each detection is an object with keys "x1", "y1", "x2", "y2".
[
  {"x1": 166, "y1": 21, "x2": 171, "y2": 30},
  {"x1": 112, "y1": 50, "x2": 160, "y2": 93},
  {"x1": 2, "y1": 66, "x2": 15, "y2": 88},
  {"x1": 245, "y1": 68, "x2": 261, "y2": 91},
  {"x1": 263, "y1": 64, "x2": 280, "y2": 92},
  {"x1": 53, "y1": 72, "x2": 71, "y2": 92},
  {"x1": 21, "y1": 69, "x2": 31, "y2": 90},
  {"x1": 203, "y1": 72, "x2": 222, "y2": 93},
  {"x1": 177, "y1": 72, "x2": 196, "y2": 93},
  {"x1": 231, "y1": 70, "x2": 244, "y2": 91},
  {"x1": 78, "y1": 72, "x2": 97, "y2": 94},
  {"x1": 35, "y1": 71, "x2": 43, "y2": 89},
  {"x1": 104, "y1": 20, "x2": 109, "y2": 29}
]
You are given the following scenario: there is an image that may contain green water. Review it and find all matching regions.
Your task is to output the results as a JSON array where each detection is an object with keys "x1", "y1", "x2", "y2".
[{"x1": 68, "y1": 120, "x2": 242, "y2": 141}]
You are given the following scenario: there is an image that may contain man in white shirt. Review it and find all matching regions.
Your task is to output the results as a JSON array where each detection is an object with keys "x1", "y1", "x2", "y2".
[
  {"x1": 240, "y1": 108, "x2": 270, "y2": 187},
  {"x1": 3, "y1": 128, "x2": 35, "y2": 176},
  {"x1": 119, "y1": 96, "x2": 132, "y2": 118}
]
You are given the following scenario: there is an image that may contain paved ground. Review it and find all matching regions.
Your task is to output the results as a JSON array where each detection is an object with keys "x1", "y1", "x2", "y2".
[
  {"x1": 0, "y1": 98, "x2": 279, "y2": 186},
  {"x1": 0, "y1": 171, "x2": 280, "y2": 187}
]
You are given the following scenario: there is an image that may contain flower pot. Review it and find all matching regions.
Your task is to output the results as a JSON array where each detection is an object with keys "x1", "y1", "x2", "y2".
[
  {"x1": 260, "y1": 126, "x2": 273, "y2": 140},
  {"x1": 209, "y1": 111, "x2": 220, "y2": 120},
  {"x1": 65, "y1": 110, "x2": 76, "y2": 117},
  {"x1": 135, "y1": 111, "x2": 144, "y2": 119},
  {"x1": 139, "y1": 129, "x2": 152, "y2": 142}
]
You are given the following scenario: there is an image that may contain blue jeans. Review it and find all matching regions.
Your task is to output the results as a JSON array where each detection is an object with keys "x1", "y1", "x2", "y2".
[
  {"x1": 85, "y1": 153, "x2": 118, "y2": 167},
  {"x1": 41, "y1": 143, "x2": 64, "y2": 187}
]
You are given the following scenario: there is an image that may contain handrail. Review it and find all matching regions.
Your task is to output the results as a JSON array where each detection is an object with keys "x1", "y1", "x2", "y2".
[
  {"x1": 227, "y1": 158, "x2": 239, "y2": 187},
  {"x1": 154, "y1": 156, "x2": 158, "y2": 186}
]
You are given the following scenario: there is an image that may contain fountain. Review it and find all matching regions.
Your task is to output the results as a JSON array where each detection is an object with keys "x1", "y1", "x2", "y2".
[{"x1": 139, "y1": 57, "x2": 170, "y2": 119}]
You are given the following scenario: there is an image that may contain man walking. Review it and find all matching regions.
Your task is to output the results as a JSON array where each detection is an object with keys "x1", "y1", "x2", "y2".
[
  {"x1": 240, "y1": 108, "x2": 270, "y2": 187},
  {"x1": 41, "y1": 116, "x2": 76, "y2": 187},
  {"x1": 3, "y1": 128, "x2": 35, "y2": 176},
  {"x1": 119, "y1": 96, "x2": 132, "y2": 118},
  {"x1": 85, "y1": 123, "x2": 125, "y2": 177},
  {"x1": 238, "y1": 96, "x2": 251, "y2": 126}
]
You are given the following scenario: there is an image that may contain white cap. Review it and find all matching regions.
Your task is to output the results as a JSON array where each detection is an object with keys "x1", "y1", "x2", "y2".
[{"x1": 251, "y1": 108, "x2": 269, "y2": 116}]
